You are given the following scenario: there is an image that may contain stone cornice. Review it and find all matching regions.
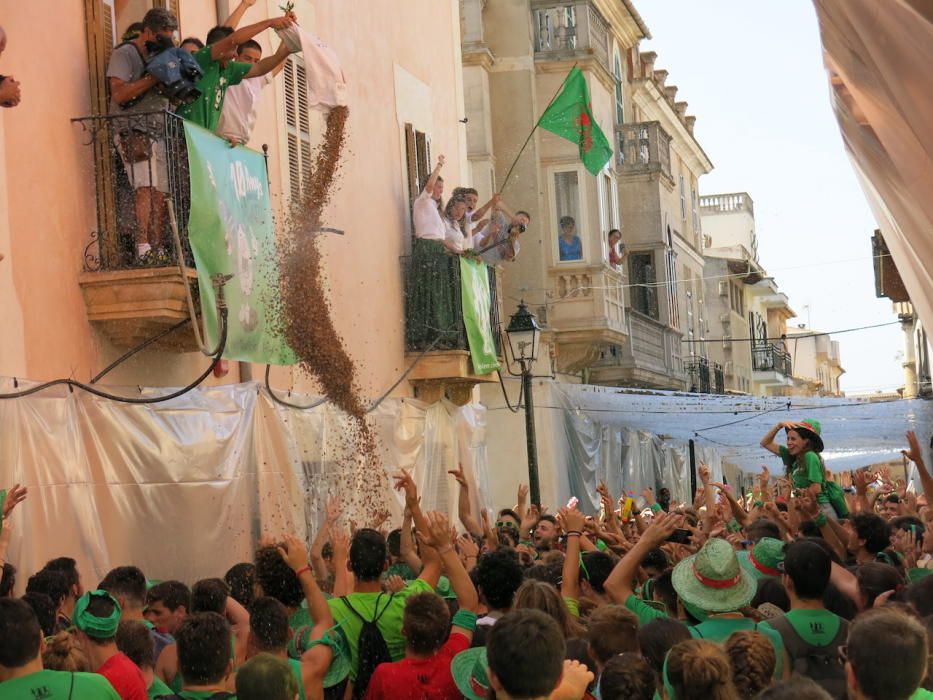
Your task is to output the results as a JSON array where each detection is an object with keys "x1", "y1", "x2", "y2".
[
  {"x1": 462, "y1": 45, "x2": 495, "y2": 71},
  {"x1": 536, "y1": 56, "x2": 615, "y2": 95}
]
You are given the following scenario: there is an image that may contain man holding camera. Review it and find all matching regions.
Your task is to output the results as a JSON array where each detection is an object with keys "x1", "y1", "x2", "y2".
[
  {"x1": 107, "y1": 8, "x2": 180, "y2": 261},
  {"x1": 473, "y1": 197, "x2": 531, "y2": 266}
]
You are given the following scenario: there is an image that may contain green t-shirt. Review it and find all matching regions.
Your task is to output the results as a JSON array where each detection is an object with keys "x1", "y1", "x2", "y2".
[
  {"x1": 0, "y1": 670, "x2": 121, "y2": 699},
  {"x1": 779, "y1": 446, "x2": 829, "y2": 504},
  {"x1": 148, "y1": 674, "x2": 173, "y2": 699},
  {"x1": 624, "y1": 593, "x2": 673, "y2": 627},
  {"x1": 911, "y1": 689, "x2": 933, "y2": 699},
  {"x1": 288, "y1": 657, "x2": 308, "y2": 700},
  {"x1": 690, "y1": 617, "x2": 785, "y2": 678},
  {"x1": 760, "y1": 608, "x2": 842, "y2": 647},
  {"x1": 327, "y1": 578, "x2": 433, "y2": 680},
  {"x1": 162, "y1": 691, "x2": 236, "y2": 699},
  {"x1": 176, "y1": 47, "x2": 253, "y2": 131}
]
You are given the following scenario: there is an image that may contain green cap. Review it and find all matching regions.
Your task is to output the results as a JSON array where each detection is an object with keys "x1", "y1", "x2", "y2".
[
  {"x1": 671, "y1": 538, "x2": 756, "y2": 614},
  {"x1": 74, "y1": 590, "x2": 122, "y2": 639},
  {"x1": 738, "y1": 538, "x2": 785, "y2": 580},
  {"x1": 452, "y1": 647, "x2": 491, "y2": 700}
]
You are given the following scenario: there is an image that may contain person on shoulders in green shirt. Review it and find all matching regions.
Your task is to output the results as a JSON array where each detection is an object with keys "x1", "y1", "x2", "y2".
[
  {"x1": 759, "y1": 539, "x2": 847, "y2": 698},
  {"x1": 176, "y1": 14, "x2": 295, "y2": 131},
  {"x1": 844, "y1": 608, "x2": 931, "y2": 700},
  {"x1": 0, "y1": 597, "x2": 121, "y2": 699},
  {"x1": 761, "y1": 420, "x2": 834, "y2": 519}
]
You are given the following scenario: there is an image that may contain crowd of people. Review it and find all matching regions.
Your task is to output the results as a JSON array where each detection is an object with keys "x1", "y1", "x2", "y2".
[{"x1": 2, "y1": 420, "x2": 932, "y2": 699}]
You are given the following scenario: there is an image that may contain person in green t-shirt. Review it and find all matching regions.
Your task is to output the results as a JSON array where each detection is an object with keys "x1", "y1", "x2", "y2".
[
  {"x1": 326, "y1": 471, "x2": 443, "y2": 691},
  {"x1": 0, "y1": 598, "x2": 120, "y2": 699},
  {"x1": 845, "y1": 608, "x2": 929, "y2": 700},
  {"x1": 176, "y1": 15, "x2": 294, "y2": 131},
  {"x1": 761, "y1": 419, "x2": 832, "y2": 515},
  {"x1": 759, "y1": 540, "x2": 848, "y2": 698}
]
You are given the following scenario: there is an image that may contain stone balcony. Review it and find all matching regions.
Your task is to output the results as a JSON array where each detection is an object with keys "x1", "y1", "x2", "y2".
[
  {"x1": 615, "y1": 121, "x2": 673, "y2": 182},
  {"x1": 587, "y1": 310, "x2": 686, "y2": 390},
  {"x1": 532, "y1": 0, "x2": 610, "y2": 74}
]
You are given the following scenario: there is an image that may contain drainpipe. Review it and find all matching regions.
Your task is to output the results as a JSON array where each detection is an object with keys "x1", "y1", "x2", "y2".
[{"x1": 216, "y1": 0, "x2": 230, "y2": 26}]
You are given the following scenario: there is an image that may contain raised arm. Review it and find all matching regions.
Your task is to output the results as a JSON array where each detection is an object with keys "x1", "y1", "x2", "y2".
[
  {"x1": 393, "y1": 470, "x2": 431, "y2": 536},
  {"x1": 310, "y1": 496, "x2": 340, "y2": 582},
  {"x1": 699, "y1": 464, "x2": 717, "y2": 535},
  {"x1": 472, "y1": 193, "x2": 500, "y2": 222},
  {"x1": 423, "y1": 155, "x2": 445, "y2": 196},
  {"x1": 210, "y1": 16, "x2": 293, "y2": 62},
  {"x1": 399, "y1": 506, "x2": 423, "y2": 572},
  {"x1": 604, "y1": 512, "x2": 677, "y2": 604},
  {"x1": 222, "y1": 0, "x2": 256, "y2": 29},
  {"x1": 903, "y1": 430, "x2": 933, "y2": 502},
  {"x1": 246, "y1": 41, "x2": 291, "y2": 78},
  {"x1": 559, "y1": 506, "x2": 586, "y2": 603},
  {"x1": 331, "y1": 529, "x2": 352, "y2": 598},
  {"x1": 449, "y1": 465, "x2": 483, "y2": 537},
  {"x1": 711, "y1": 482, "x2": 749, "y2": 528},
  {"x1": 278, "y1": 534, "x2": 333, "y2": 631},
  {"x1": 761, "y1": 421, "x2": 795, "y2": 456},
  {"x1": 422, "y1": 511, "x2": 479, "y2": 614}
]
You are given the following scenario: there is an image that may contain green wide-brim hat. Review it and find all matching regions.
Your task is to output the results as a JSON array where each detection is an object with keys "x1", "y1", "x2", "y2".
[
  {"x1": 789, "y1": 419, "x2": 824, "y2": 452},
  {"x1": 738, "y1": 538, "x2": 785, "y2": 580},
  {"x1": 435, "y1": 575, "x2": 458, "y2": 600},
  {"x1": 288, "y1": 625, "x2": 351, "y2": 688},
  {"x1": 672, "y1": 538, "x2": 757, "y2": 613},
  {"x1": 452, "y1": 647, "x2": 491, "y2": 700}
]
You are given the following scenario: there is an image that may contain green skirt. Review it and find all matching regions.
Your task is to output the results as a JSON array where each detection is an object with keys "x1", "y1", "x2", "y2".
[{"x1": 405, "y1": 237, "x2": 465, "y2": 350}]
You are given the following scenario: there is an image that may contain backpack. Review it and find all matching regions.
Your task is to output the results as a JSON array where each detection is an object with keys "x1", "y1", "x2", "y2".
[
  {"x1": 768, "y1": 615, "x2": 849, "y2": 699},
  {"x1": 823, "y1": 479, "x2": 850, "y2": 518},
  {"x1": 341, "y1": 593, "x2": 394, "y2": 699}
]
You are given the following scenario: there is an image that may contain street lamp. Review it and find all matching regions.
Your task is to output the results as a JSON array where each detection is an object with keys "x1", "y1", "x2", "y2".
[{"x1": 504, "y1": 301, "x2": 543, "y2": 506}]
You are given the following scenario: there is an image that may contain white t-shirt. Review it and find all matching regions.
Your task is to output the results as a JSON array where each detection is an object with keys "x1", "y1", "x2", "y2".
[
  {"x1": 216, "y1": 73, "x2": 274, "y2": 144},
  {"x1": 444, "y1": 217, "x2": 471, "y2": 253},
  {"x1": 413, "y1": 190, "x2": 445, "y2": 241}
]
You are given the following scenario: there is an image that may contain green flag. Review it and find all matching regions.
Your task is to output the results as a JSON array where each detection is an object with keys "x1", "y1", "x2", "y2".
[
  {"x1": 184, "y1": 121, "x2": 296, "y2": 364},
  {"x1": 538, "y1": 67, "x2": 612, "y2": 175},
  {"x1": 459, "y1": 257, "x2": 500, "y2": 375}
]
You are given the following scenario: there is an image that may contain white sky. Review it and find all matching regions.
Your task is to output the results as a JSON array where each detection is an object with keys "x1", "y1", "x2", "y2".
[{"x1": 634, "y1": 0, "x2": 904, "y2": 394}]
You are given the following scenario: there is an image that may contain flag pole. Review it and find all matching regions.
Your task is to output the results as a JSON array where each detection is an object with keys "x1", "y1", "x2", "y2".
[{"x1": 498, "y1": 63, "x2": 579, "y2": 194}]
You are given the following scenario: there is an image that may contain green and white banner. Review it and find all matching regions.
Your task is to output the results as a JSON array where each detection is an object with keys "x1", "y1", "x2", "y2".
[
  {"x1": 184, "y1": 122, "x2": 295, "y2": 364},
  {"x1": 459, "y1": 257, "x2": 500, "y2": 375}
]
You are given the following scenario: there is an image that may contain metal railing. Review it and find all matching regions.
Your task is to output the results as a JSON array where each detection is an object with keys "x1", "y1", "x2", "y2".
[
  {"x1": 402, "y1": 251, "x2": 501, "y2": 355},
  {"x1": 752, "y1": 342, "x2": 792, "y2": 376},
  {"x1": 532, "y1": 1, "x2": 610, "y2": 72},
  {"x1": 72, "y1": 110, "x2": 192, "y2": 271},
  {"x1": 684, "y1": 356, "x2": 711, "y2": 394},
  {"x1": 616, "y1": 121, "x2": 672, "y2": 179},
  {"x1": 712, "y1": 361, "x2": 725, "y2": 394}
]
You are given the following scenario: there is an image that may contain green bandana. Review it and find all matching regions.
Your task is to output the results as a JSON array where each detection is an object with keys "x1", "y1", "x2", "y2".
[{"x1": 73, "y1": 590, "x2": 121, "y2": 639}]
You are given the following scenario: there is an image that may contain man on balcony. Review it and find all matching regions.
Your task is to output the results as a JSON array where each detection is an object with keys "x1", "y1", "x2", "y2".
[
  {"x1": 107, "y1": 8, "x2": 179, "y2": 261},
  {"x1": 176, "y1": 15, "x2": 295, "y2": 133}
]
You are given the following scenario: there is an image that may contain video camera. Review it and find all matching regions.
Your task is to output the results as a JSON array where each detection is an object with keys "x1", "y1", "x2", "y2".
[{"x1": 146, "y1": 47, "x2": 203, "y2": 105}]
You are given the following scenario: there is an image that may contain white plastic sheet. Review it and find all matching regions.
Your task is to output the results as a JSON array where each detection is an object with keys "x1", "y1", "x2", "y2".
[{"x1": 0, "y1": 378, "x2": 489, "y2": 586}]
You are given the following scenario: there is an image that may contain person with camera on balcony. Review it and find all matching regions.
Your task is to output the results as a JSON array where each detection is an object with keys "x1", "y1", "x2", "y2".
[
  {"x1": 107, "y1": 8, "x2": 181, "y2": 263},
  {"x1": 473, "y1": 203, "x2": 531, "y2": 266}
]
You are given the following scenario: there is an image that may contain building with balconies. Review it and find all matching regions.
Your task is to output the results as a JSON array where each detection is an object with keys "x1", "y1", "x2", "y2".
[
  {"x1": 700, "y1": 192, "x2": 796, "y2": 396},
  {"x1": 0, "y1": 0, "x2": 475, "y2": 402},
  {"x1": 462, "y1": 0, "x2": 714, "y2": 391},
  {"x1": 871, "y1": 230, "x2": 932, "y2": 399},
  {"x1": 782, "y1": 326, "x2": 846, "y2": 397}
]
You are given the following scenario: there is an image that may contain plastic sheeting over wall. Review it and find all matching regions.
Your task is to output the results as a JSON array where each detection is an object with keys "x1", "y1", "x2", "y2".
[
  {"x1": 0, "y1": 378, "x2": 490, "y2": 585},
  {"x1": 482, "y1": 379, "x2": 933, "y2": 512},
  {"x1": 814, "y1": 0, "x2": 933, "y2": 338}
]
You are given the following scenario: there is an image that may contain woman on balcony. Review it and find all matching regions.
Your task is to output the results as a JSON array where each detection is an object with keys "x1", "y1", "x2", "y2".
[
  {"x1": 406, "y1": 155, "x2": 462, "y2": 351},
  {"x1": 608, "y1": 229, "x2": 628, "y2": 271},
  {"x1": 442, "y1": 195, "x2": 471, "y2": 254}
]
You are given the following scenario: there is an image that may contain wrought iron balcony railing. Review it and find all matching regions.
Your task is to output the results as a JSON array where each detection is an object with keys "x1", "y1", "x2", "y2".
[
  {"x1": 752, "y1": 342, "x2": 793, "y2": 377},
  {"x1": 402, "y1": 252, "x2": 501, "y2": 355},
  {"x1": 72, "y1": 110, "x2": 193, "y2": 272}
]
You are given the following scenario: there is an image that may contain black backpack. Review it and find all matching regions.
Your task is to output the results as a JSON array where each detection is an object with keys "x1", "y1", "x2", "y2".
[
  {"x1": 342, "y1": 593, "x2": 394, "y2": 699},
  {"x1": 768, "y1": 615, "x2": 849, "y2": 699}
]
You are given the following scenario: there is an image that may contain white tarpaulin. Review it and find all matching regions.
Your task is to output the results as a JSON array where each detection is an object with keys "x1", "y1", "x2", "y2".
[
  {"x1": 482, "y1": 379, "x2": 932, "y2": 512},
  {"x1": 0, "y1": 377, "x2": 489, "y2": 585}
]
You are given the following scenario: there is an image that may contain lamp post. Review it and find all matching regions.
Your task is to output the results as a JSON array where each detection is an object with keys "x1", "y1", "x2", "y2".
[{"x1": 505, "y1": 301, "x2": 543, "y2": 506}]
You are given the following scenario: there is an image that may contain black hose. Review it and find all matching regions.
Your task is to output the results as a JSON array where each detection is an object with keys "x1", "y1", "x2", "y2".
[{"x1": 0, "y1": 310, "x2": 228, "y2": 404}]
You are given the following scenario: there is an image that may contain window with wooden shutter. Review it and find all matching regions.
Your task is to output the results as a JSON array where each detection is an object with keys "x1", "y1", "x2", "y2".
[{"x1": 282, "y1": 56, "x2": 314, "y2": 203}]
